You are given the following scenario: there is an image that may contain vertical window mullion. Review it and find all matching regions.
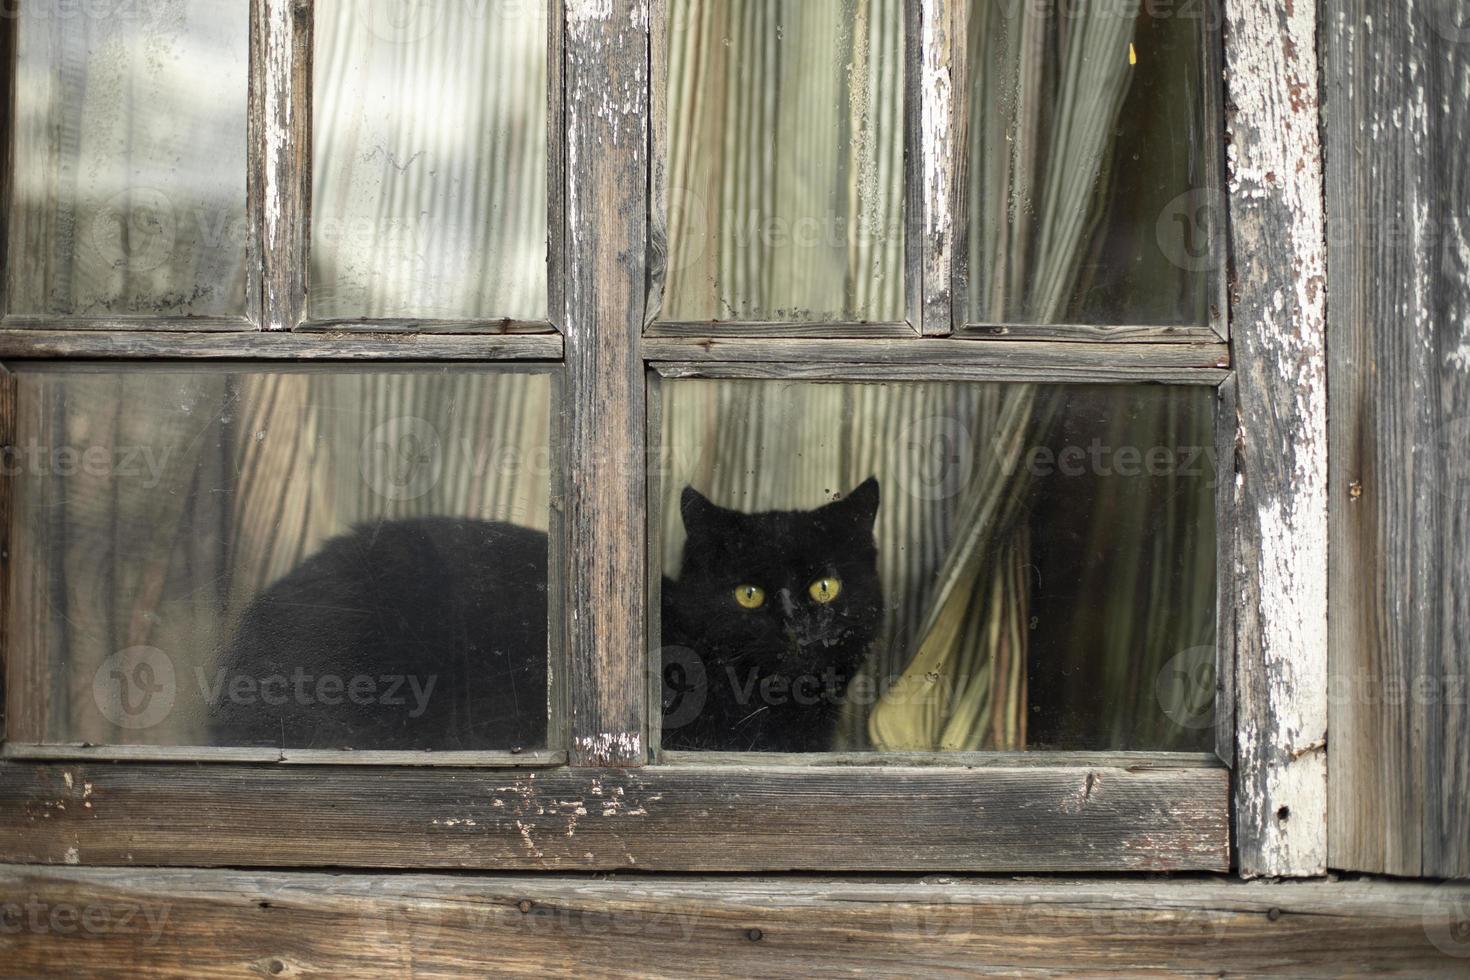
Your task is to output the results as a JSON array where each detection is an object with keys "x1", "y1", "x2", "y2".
[
  {"x1": 563, "y1": 0, "x2": 650, "y2": 767},
  {"x1": 249, "y1": 0, "x2": 312, "y2": 332}
]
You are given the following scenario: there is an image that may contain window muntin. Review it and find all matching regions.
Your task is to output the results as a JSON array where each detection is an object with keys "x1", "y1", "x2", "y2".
[
  {"x1": 7, "y1": 0, "x2": 250, "y2": 318},
  {"x1": 309, "y1": 0, "x2": 550, "y2": 322},
  {"x1": 654, "y1": 378, "x2": 1217, "y2": 754},
  {"x1": 4, "y1": 364, "x2": 557, "y2": 755},
  {"x1": 656, "y1": 0, "x2": 907, "y2": 325}
]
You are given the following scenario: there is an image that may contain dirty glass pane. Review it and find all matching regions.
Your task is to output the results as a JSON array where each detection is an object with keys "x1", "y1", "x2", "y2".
[
  {"x1": 5, "y1": 365, "x2": 555, "y2": 753},
  {"x1": 8, "y1": 0, "x2": 249, "y2": 317},
  {"x1": 966, "y1": 0, "x2": 1217, "y2": 327},
  {"x1": 310, "y1": 0, "x2": 549, "y2": 321},
  {"x1": 657, "y1": 380, "x2": 1217, "y2": 753},
  {"x1": 659, "y1": 0, "x2": 906, "y2": 323}
]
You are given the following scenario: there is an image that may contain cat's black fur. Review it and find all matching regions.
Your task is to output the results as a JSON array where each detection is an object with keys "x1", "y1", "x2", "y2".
[
  {"x1": 659, "y1": 478, "x2": 883, "y2": 751},
  {"x1": 210, "y1": 480, "x2": 882, "y2": 753}
]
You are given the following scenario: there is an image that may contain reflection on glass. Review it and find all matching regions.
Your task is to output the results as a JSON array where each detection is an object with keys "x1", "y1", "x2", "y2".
[
  {"x1": 660, "y1": 0, "x2": 905, "y2": 323},
  {"x1": 658, "y1": 380, "x2": 1217, "y2": 753},
  {"x1": 8, "y1": 1, "x2": 249, "y2": 317},
  {"x1": 311, "y1": 0, "x2": 548, "y2": 321},
  {"x1": 966, "y1": 0, "x2": 1216, "y2": 326},
  {"x1": 7, "y1": 366, "x2": 554, "y2": 752}
]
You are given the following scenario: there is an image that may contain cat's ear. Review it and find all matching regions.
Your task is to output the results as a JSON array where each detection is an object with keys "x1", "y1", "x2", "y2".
[
  {"x1": 830, "y1": 476, "x2": 880, "y2": 530},
  {"x1": 680, "y1": 486, "x2": 728, "y2": 538}
]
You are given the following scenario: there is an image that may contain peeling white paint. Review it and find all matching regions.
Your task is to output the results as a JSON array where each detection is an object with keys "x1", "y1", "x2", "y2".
[
  {"x1": 1224, "y1": 0, "x2": 1330, "y2": 878},
  {"x1": 63, "y1": 847, "x2": 79, "y2": 865},
  {"x1": 920, "y1": 0, "x2": 954, "y2": 327},
  {"x1": 574, "y1": 732, "x2": 642, "y2": 765},
  {"x1": 261, "y1": 0, "x2": 295, "y2": 329}
]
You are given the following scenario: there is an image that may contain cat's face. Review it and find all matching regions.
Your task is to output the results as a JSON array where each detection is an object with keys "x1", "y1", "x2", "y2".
[{"x1": 672, "y1": 478, "x2": 883, "y2": 676}]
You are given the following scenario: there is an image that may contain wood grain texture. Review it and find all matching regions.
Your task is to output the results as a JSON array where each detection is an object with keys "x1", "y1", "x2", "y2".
[
  {"x1": 1324, "y1": 0, "x2": 1470, "y2": 879},
  {"x1": 562, "y1": 0, "x2": 648, "y2": 767},
  {"x1": 2, "y1": 867, "x2": 1467, "y2": 978},
  {"x1": 0, "y1": 745, "x2": 567, "y2": 768},
  {"x1": 1221, "y1": 0, "x2": 1329, "y2": 878},
  {"x1": 644, "y1": 336, "x2": 1229, "y2": 369},
  {"x1": 959, "y1": 322, "x2": 1224, "y2": 343},
  {"x1": 644, "y1": 320, "x2": 918, "y2": 338},
  {"x1": 298, "y1": 318, "x2": 558, "y2": 335},
  {"x1": 0, "y1": 762, "x2": 1228, "y2": 872},
  {"x1": 0, "y1": 330, "x2": 563, "y2": 361},
  {"x1": 249, "y1": 0, "x2": 311, "y2": 331},
  {"x1": 548, "y1": 0, "x2": 567, "y2": 332},
  {"x1": 0, "y1": 315, "x2": 254, "y2": 333},
  {"x1": 652, "y1": 360, "x2": 1230, "y2": 386},
  {"x1": 0, "y1": 10, "x2": 15, "y2": 318},
  {"x1": 0, "y1": 366, "x2": 12, "y2": 741},
  {"x1": 918, "y1": 0, "x2": 956, "y2": 335}
]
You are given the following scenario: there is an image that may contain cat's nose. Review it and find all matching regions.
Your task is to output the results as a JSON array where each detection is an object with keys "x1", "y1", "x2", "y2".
[{"x1": 777, "y1": 588, "x2": 799, "y2": 617}]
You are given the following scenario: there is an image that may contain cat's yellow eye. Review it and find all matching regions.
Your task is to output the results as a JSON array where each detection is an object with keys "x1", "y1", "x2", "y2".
[
  {"x1": 733, "y1": 585, "x2": 766, "y2": 609},
  {"x1": 809, "y1": 577, "x2": 842, "y2": 604}
]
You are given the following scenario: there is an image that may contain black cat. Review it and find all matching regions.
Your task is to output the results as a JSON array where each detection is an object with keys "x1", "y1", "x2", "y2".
[
  {"x1": 209, "y1": 518, "x2": 549, "y2": 751},
  {"x1": 209, "y1": 479, "x2": 882, "y2": 753},
  {"x1": 660, "y1": 478, "x2": 883, "y2": 752}
]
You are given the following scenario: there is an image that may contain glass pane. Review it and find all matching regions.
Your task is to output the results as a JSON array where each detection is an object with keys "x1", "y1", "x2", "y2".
[
  {"x1": 6, "y1": 365, "x2": 555, "y2": 752},
  {"x1": 965, "y1": 0, "x2": 1217, "y2": 327},
  {"x1": 657, "y1": 380, "x2": 1217, "y2": 753},
  {"x1": 660, "y1": 0, "x2": 906, "y2": 323},
  {"x1": 310, "y1": 0, "x2": 549, "y2": 321},
  {"x1": 8, "y1": 0, "x2": 249, "y2": 317}
]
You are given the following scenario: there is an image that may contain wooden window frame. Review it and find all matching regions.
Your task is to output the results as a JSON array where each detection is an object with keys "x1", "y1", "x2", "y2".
[{"x1": 0, "y1": 0, "x2": 1328, "y2": 879}]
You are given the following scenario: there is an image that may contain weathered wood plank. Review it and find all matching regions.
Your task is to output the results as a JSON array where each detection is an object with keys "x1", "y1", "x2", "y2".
[
  {"x1": 548, "y1": 0, "x2": 567, "y2": 332},
  {"x1": 0, "y1": 762, "x2": 1228, "y2": 872},
  {"x1": 298, "y1": 318, "x2": 558, "y2": 335},
  {"x1": 1221, "y1": 0, "x2": 1330, "y2": 877},
  {"x1": 0, "y1": 365, "x2": 12, "y2": 742},
  {"x1": 1, "y1": 867, "x2": 1466, "y2": 977},
  {"x1": 249, "y1": 0, "x2": 311, "y2": 331},
  {"x1": 0, "y1": 330, "x2": 563, "y2": 361},
  {"x1": 658, "y1": 750, "x2": 1222, "y2": 769},
  {"x1": 0, "y1": 10, "x2": 16, "y2": 319},
  {"x1": 644, "y1": 320, "x2": 918, "y2": 338},
  {"x1": 1, "y1": 315, "x2": 254, "y2": 333},
  {"x1": 959, "y1": 322, "x2": 1224, "y2": 344},
  {"x1": 643, "y1": 337, "x2": 1230, "y2": 369},
  {"x1": 652, "y1": 360, "x2": 1229, "y2": 386},
  {"x1": 1324, "y1": 0, "x2": 1470, "y2": 879},
  {"x1": 562, "y1": 0, "x2": 649, "y2": 767},
  {"x1": 918, "y1": 0, "x2": 956, "y2": 335},
  {"x1": 0, "y1": 744, "x2": 567, "y2": 768}
]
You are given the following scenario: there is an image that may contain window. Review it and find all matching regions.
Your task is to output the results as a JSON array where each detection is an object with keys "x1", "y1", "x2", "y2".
[{"x1": 1, "y1": 0, "x2": 1326, "y2": 877}]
